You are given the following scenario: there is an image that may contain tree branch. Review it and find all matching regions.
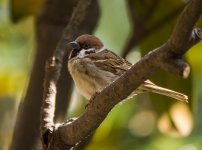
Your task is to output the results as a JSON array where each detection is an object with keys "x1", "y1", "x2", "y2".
[
  {"x1": 54, "y1": 0, "x2": 99, "y2": 123},
  {"x1": 57, "y1": 0, "x2": 202, "y2": 146},
  {"x1": 122, "y1": 2, "x2": 185, "y2": 57},
  {"x1": 41, "y1": 0, "x2": 202, "y2": 149},
  {"x1": 11, "y1": 0, "x2": 81, "y2": 149},
  {"x1": 40, "y1": 0, "x2": 95, "y2": 149}
]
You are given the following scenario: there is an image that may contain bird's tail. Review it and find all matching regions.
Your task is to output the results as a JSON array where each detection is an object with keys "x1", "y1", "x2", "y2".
[{"x1": 138, "y1": 81, "x2": 188, "y2": 103}]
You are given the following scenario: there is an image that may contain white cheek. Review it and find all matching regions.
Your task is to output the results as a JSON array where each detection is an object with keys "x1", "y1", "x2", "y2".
[
  {"x1": 77, "y1": 49, "x2": 86, "y2": 58},
  {"x1": 77, "y1": 48, "x2": 95, "y2": 58}
]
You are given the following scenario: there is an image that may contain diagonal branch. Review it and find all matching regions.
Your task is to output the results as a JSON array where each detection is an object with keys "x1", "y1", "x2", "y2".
[
  {"x1": 122, "y1": 2, "x2": 185, "y2": 57},
  {"x1": 56, "y1": 0, "x2": 202, "y2": 146},
  {"x1": 57, "y1": 28, "x2": 201, "y2": 146},
  {"x1": 41, "y1": 0, "x2": 202, "y2": 149}
]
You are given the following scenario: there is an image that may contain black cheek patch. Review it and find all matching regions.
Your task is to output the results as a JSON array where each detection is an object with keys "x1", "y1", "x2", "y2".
[
  {"x1": 84, "y1": 49, "x2": 95, "y2": 55},
  {"x1": 69, "y1": 49, "x2": 79, "y2": 59}
]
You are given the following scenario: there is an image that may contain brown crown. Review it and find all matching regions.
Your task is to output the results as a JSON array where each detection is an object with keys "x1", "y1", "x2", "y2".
[{"x1": 75, "y1": 34, "x2": 104, "y2": 50}]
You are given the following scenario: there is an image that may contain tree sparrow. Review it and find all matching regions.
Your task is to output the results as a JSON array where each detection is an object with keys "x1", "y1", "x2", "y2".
[{"x1": 68, "y1": 34, "x2": 188, "y2": 102}]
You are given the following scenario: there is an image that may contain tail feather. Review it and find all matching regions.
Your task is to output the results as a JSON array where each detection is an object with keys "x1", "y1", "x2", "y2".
[{"x1": 138, "y1": 81, "x2": 188, "y2": 103}]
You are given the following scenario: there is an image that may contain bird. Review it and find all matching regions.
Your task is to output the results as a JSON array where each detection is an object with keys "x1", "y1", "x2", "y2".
[{"x1": 67, "y1": 34, "x2": 188, "y2": 103}]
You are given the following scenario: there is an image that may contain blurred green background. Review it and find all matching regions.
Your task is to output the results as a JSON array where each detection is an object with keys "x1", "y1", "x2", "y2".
[{"x1": 0, "y1": 0, "x2": 202, "y2": 150}]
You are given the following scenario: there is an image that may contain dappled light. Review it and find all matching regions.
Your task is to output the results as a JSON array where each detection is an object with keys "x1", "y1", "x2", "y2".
[{"x1": 0, "y1": 0, "x2": 202, "y2": 149}]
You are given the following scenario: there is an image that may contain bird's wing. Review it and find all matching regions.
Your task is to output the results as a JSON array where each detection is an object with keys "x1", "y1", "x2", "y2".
[
  {"x1": 83, "y1": 49, "x2": 188, "y2": 102},
  {"x1": 87, "y1": 49, "x2": 132, "y2": 76}
]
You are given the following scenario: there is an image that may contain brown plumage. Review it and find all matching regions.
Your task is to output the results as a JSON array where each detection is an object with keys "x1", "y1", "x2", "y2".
[{"x1": 68, "y1": 34, "x2": 188, "y2": 102}]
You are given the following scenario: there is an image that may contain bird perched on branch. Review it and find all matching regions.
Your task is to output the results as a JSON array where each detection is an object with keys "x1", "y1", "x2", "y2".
[{"x1": 68, "y1": 34, "x2": 188, "y2": 102}]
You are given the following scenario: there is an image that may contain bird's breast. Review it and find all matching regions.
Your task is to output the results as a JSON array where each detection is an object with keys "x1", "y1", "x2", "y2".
[{"x1": 68, "y1": 57, "x2": 117, "y2": 100}]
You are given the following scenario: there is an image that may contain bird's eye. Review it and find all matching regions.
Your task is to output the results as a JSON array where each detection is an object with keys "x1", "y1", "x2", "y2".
[{"x1": 83, "y1": 43, "x2": 90, "y2": 49}]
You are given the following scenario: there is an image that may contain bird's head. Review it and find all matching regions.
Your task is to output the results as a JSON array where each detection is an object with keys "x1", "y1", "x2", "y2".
[{"x1": 68, "y1": 34, "x2": 104, "y2": 59}]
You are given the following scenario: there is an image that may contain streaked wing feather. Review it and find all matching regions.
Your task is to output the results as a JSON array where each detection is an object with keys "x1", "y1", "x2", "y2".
[{"x1": 87, "y1": 49, "x2": 132, "y2": 76}]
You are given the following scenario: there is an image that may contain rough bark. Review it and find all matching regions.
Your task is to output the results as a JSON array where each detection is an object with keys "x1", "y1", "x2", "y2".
[
  {"x1": 41, "y1": 0, "x2": 202, "y2": 149},
  {"x1": 10, "y1": 0, "x2": 99, "y2": 149}
]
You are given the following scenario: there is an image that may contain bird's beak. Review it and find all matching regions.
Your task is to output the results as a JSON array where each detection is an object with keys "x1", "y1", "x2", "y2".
[{"x1": 68, "y1": 41, "x2": 81, "y2": 50}]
